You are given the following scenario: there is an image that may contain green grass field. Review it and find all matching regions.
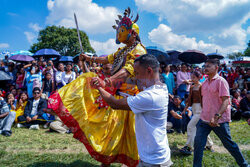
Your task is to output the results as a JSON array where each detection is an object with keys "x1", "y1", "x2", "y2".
[{"x1": 0, "y1": 120, "x2": 249, "y2": 167}]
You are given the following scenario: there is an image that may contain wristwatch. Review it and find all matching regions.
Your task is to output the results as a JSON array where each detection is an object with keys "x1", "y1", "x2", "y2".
[{"x1": 215, "y1": 113, "x2": 222, "y2": 118}]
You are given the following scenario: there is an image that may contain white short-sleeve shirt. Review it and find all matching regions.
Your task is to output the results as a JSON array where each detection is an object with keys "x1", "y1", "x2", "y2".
[{"x1": 127, "y1": 84, "x2": 171, "y2": 164}]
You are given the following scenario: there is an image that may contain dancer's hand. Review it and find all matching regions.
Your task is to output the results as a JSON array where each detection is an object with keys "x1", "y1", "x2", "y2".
[
  {"x1": 90, "y1": 77, "x2": 105, "y2": 89},
  {"x1": 79, "y1": 53, "x2": 88, "y2": 61}
]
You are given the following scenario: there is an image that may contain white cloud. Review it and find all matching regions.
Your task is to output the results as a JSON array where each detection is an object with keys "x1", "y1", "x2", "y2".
[
  {"x1": 0, "y1": 43, "x2": 10, "y2": 49},
  {"x1": 136, "y1": 0, "x2": 250, "y2": 54},
  {"x1": 29, "y1": 23, "x2": 42, "y2": 32},
  {"x1": 46, "y1": 0, "x2": 119, "y2": 34},
  {"x1": 90, "y1": 38, "x2": 124, "y2": 55},
  {"x1": 247, "y1": 26, "x2": 250, "y2": 34},
  {"x1": 149, "y1": 24, "x2": 221, "y2": 54},
  {"x1": 135, "y1": 0, "x2": 250, "y2": 33},
  {"x1": 24, "y1": 32, "x2": 36, "y2": 44}
]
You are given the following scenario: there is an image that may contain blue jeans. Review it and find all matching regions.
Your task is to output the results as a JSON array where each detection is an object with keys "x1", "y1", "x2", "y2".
[
  {"x1": 0, "y1": 111, "x2": 16, "y2": 133},
  {"x1": 169, "y1": 117, "x2": 182, "y2": 133},
  {"x1": 193, "y1": 120, "x2": 248, "y2": 167}
]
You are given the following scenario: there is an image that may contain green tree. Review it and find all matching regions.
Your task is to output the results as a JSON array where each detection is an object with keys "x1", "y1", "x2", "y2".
[
  {"x1": 30, "y1": 26, "x2": 95, "y2": 56},
  {"x1": 244, "y1": 40, "x2": 250, "y2": 57},
  {"x1": 227, "y1": 52, "x2": 244, "y2": 60}
]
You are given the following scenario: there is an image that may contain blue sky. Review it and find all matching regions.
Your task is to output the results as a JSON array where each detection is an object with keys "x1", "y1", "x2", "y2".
[{"x1": 0, "y1": 0, "x2": 249, "y2": 56}]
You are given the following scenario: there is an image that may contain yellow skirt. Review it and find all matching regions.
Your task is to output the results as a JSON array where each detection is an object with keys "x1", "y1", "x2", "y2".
[{"x1": 48, "y1": 72, "x2": 139, "y2": 166}]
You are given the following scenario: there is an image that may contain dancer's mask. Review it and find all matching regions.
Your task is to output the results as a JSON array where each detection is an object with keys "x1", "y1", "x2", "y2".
[{"x1": 112, "y1": 7, "x2": 139, "y2": 44}]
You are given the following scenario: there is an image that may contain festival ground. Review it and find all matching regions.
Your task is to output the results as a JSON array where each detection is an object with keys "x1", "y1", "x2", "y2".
[{"x1": 0, "y1": 120, "x2": 249, "y2": 167}]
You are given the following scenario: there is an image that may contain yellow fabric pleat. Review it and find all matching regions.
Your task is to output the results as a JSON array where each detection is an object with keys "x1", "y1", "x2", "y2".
[{"x1": 58, "y1": 72, "x2": 139, "y2": 160}]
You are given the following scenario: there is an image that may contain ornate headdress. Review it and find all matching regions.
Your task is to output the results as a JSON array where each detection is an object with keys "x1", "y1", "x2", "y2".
[{"x1": 112, "y1": 7, "x2": 139, "y2": 44}]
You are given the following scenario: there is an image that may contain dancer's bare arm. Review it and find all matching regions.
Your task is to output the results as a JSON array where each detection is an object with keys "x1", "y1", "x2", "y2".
[{"x1": 97, "y1": 87, "x2": 131, "y2": 110}]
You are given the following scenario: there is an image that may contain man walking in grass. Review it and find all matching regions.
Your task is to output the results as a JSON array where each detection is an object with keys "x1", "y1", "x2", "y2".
[{"x1": 193, "y1": 59, "x2": 248, "y2": 167}]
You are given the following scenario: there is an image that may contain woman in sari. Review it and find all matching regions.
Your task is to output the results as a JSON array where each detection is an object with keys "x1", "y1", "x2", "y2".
[{"x1": 47, "y1": 8, "x2": 146, "y2": 167}]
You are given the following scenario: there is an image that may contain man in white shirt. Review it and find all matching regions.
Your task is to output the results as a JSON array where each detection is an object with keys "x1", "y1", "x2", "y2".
[{"x1": 91, "y1": 54, "x2": 173, "y2": 167}]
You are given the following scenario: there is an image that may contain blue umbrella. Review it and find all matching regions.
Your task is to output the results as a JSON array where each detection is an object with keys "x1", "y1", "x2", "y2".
[
  {"x1": 207, "y1": 53, "x2": 224, "y2": 60},
  {"x1": 0, "y1": 51, "x2": 12, "y2": 59},
  {"x1": 12, "y1": 50, "x2": 33, "y2": 56},
  {"x1": 0, "y1": 71, "x2": 12, "y2": 80},
  {"x1": 59, "y1": 56, "x2": 73, "y2": 62},
  {"x1": 146, "y1": 46, "x2": 170, "y2": 64},
  {"x1": 33, "y1": 49, "x2": 60, "y2": 59},
  {"x1": 9, "y1": 54, "x2": 34, "y2": 62}
]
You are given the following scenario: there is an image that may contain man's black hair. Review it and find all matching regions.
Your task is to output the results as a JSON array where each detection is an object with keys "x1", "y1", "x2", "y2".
[
  {"x1": 181, "y1": 63, "x2": 188, "y2": 66},
  {"x1": 134, "y1": 54, "x2": 160, "y2": 72},
  {"x1": 174, "y1": 95, "x2": 181, "y2": 100},
  {"x1": 33, "y1": 87, "x2": 41, "y2": 93},
  {"x1": 206, "y1": 58, "x2": 220, "y2": 66},
  {"x1": 66, "y1": 62, "x2": 72, "y2": 66}
]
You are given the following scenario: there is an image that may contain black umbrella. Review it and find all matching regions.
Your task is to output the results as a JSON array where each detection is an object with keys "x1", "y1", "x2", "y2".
[
  {"x1": 178, "y1": 50, "x2": 207, "y2": 64},
  {"x1": 146, "y1": 47, "x2": 170, "y2": 64},
  {"x1": 166, "y1": 50, "x2": 182, "y2": 65},
  {"x1": 0, "y1": 71, "x2": 12, "y2": 80},
  {"x1": 207, "y1": 53, "x2": 224, "y2": 60}
]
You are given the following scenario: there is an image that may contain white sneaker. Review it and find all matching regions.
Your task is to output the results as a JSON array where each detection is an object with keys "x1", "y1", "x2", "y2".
[
  {"x1": 29, "y1": 124, "x2": 40, "y2": 130},
  {"x1": 43, "y1": 124, "x2": 49, "y2": 129},
  {"x1": 17, "y1": 123, "x2": 25, "y2": 128}
]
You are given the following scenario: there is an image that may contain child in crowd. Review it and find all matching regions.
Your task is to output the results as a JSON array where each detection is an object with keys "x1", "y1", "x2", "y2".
[
  {"x1": 10, "y1": 89, "x2": 17, "y2": 99},
  {"x1": 15, "y1": 88, "x2": 22, "y2": 100},
  {"x1": 41, "y1": 72, "x2": 54, "y2": 99},
  {"x1": 6, "y1": 93, "x2": 17, "y2": 111},
  {"x1": 16, "y1": 68, "x2": 25, "y2": 89}
]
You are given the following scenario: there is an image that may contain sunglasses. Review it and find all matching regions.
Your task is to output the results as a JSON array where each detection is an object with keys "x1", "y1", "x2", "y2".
[{"x1": 33, "y1": 92, "x2": 40, "y2": 94}]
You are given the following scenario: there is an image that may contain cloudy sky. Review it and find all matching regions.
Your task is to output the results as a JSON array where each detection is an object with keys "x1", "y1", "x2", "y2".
[{"x1": 0, "y1": 0, "x2": 250, "y2": 56}]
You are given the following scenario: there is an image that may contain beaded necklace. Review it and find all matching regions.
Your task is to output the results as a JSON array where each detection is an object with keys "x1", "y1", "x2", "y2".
[{"x1": 111, "y1": 40, "x2": 140, "y2": 75}]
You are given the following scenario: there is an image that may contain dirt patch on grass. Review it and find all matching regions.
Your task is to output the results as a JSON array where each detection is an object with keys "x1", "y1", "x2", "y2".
[
  {"x1": 5, "y1": 144, "x2": 88, "y2": 154},
  {"x1": 213, "y1": 144, "x2": 250, "y2": 153}
]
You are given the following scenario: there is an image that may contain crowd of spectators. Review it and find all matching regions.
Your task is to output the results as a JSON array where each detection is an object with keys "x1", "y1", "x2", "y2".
[{"x1": 0, "y1": 55, "x2": 249, "y2": 143}]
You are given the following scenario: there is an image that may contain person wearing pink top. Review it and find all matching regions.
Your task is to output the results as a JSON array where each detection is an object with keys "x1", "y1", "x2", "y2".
[
  {"x1": 176, "y1": 63, "x2": 191, "y2": 99},
  {"x1": 193, "y1": 59, "x2": 248, "y2": 167}
]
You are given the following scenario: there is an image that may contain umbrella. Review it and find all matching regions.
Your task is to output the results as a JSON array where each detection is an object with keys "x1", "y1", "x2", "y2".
[
  {"x1": 0, "y1": 71, "x2": 12, "y2": 80},
  {"x1": 8, "y1": 54, "x2": 34, "y2": 62},
  {"x1": 166, "y1": 50, "x2": 182, "y2": 65},
  {"x1": 178, "y1": 50, "x2": 207, "y2": 64},
  {"x1": 12, "y1": 50, "x2": 33, "y2": 56},
  {"x1": 33, "y1": 49, "x2": 60, "y2": 59},
  {"x1": 207, "y1": 53, "x2": 224, "y2": 60},
  {"x1": 59, "y1": 56, "x2": 73, "y2": 62},
  {"x1": 146, "y1": 46, "x2": 170, "y2": 64},
  {"x1": 0, "y1": 51, "x2": 12, "y2": 60}
]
